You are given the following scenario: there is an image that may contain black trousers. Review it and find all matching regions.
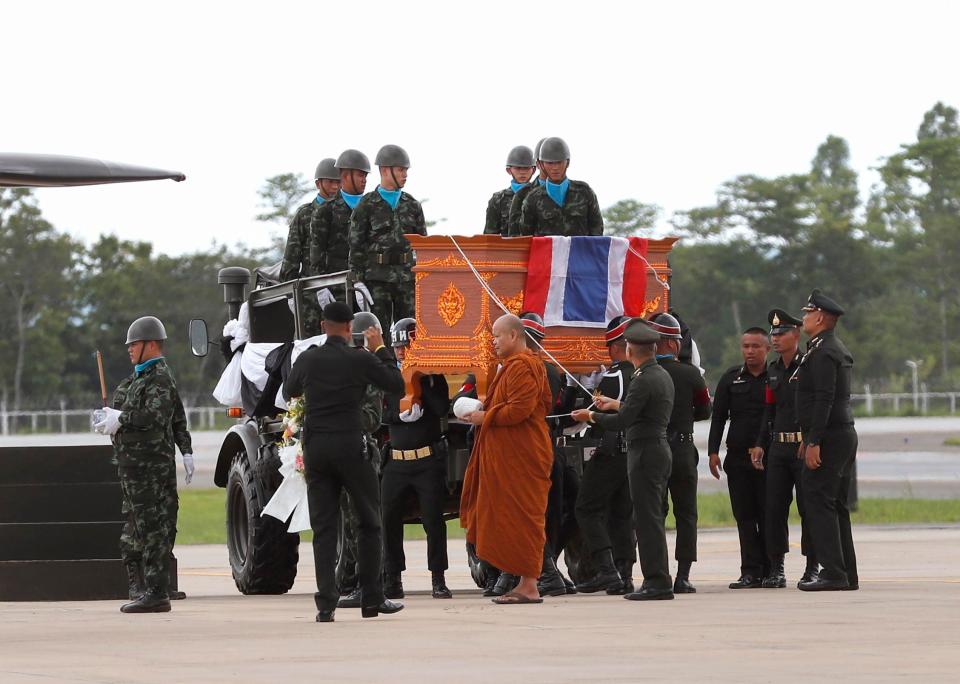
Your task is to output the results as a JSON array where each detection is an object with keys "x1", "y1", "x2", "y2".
[
  {"x1": 575, "y1": 448, "x2": 636, "y2": 562},
  {"x1": 765, "y1": 442, "x2": 814, "y2": 559},
  {"x1": 381, "y1": 453, "x2": 449, "y2": 574},
  {"x1": 664, "y1": 440, "x2": 699, "y2": 562},
  {"x1": 802, "y1": 427, "x2": 858, "y2": 584},
  {"x1": 725, "y1": 450, "x2": 768, "y2": 578},
  {"x1": 304, "y1": 431, "x2": 383, "y2": 611},
  {"x1": 544, "y1": 453, "x2": 565, "y2": 559},
  {"x1": 627, "y1": 437, "x2": 672, "y2": 590}
]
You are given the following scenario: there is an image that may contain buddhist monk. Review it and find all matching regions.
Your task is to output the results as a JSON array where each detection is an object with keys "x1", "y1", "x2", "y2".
[{"x1": 460, "y1": 314, "x2": 555, "y2": 604}]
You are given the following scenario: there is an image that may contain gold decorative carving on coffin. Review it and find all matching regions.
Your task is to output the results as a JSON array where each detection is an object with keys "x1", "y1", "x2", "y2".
[
  {"x1": 437, "y1": 282, "x2": 466, "y2": 327},
  {"x1": 498, "y1": 291, "x2": 524, "y2": 315}
]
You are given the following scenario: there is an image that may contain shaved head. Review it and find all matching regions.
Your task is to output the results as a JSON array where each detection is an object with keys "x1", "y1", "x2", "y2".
[{"x1": 492, "y1": 314, "x2": 525, "y2": 358}]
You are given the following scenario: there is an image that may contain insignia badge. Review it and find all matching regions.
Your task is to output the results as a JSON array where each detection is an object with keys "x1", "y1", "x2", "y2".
[{"x1": 772, "y1": 313, "x2": 780, "y2": 326}]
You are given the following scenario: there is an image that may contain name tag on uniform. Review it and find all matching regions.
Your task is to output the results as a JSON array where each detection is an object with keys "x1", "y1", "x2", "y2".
[{"x1": 584, "y1": 446, "x2": 597, "y2": 462}]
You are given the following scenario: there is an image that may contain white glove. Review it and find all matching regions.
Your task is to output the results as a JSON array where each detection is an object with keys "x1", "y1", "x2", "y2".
[
  {"x1": 182, "y1": 453, "x2": 195, "y2": 485},
  {"x1": 317, "y1": 288, "x2": 336, "y2": 308},
  {"x1": 581, "y1": 370, "x2": 604, "y2": 390},
  {"x1": 93, "y1": 407, "x2": 122, "y2": 436},
  {"x1": 354, "y1": 282, "x2": 374, "y2": 311},
  {"x1": 399, "y1": 403, "x2": 423, "y2": 423}
]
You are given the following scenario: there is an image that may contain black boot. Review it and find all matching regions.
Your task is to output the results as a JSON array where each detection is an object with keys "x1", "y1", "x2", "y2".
[
  {"x1": 483, "y1": 572, "x2": 501, "y2": 597},
  {"x1": 798, "y1": 558, "x2": 820, "y2": 587},
  {"x1": 120, "y1": 590, "x2": 171, "y2": 613},
  {"x1": 538, "y1": 555, "x2": 568, "y2": 597},
  {"x1": 608, "y1": 560, "x2": 634, "y2": 595},
  {"x1": 673, "y1": 560, "x2": 696, "y2": 594},
  {"x1": 431, "y1": 572, "x2": 452, "y2": 599},
  {"x1": 125, "y1": 563, "x2": 145, "y2": 601},
  {"x1": 337, "y1": 587, "x2": 363, "y2": 608},
  {"x1": 576, "y1": 549, "x2": 623, "y2": 594},
  {"x1": 490, "y1": 573, "x2": 518, "y2": 597},
  {"x1": 383, "y1": 573, "x2": 404, "y2": 600},
  {"x1": 763, "y1": 555, "x2": 787, "y2": 588}
]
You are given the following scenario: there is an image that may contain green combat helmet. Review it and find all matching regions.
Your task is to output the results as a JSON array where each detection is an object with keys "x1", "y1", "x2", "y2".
[
  {"x1": 375, "y1": 144, "x2": 411, "y2": 168},
  {"x1": 506, "y1": 145, "x2": 535, "y2": 167},
  {"x1": 539, "y1": 137, "x2": 571, "y2": 163},
  {"x1": 335, "y1": 149, "x2": 371, "y2": 173},
  {"x1": 314, "y1": 158, "x2": 339, "y2": 180},
  {"x1": 126, "y1": 316, "x2": 167, "y2": 344}
]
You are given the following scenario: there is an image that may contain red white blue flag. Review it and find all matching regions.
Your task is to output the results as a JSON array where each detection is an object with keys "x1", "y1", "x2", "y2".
[{"x1": 523, "y1": 236, "x2": 649, "y2": 328}]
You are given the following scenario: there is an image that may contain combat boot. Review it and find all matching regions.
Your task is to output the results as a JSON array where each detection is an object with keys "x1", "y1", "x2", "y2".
[
  {"x1": 125, "y1": 563, "x2": 145, "y2": 601},
  {"x1": 538, "y1": 554, "x2": 568, "y2": 597},
  {"x1": 608, "y1": 560, "x2": 634, "y2": 595},
  {"x1": 431, "y1": 572, "x2": 452, "y2": 599},
  {"x1": 763, "y1": 555, "x2": 787, "y2": 588},
  {"x1": 798, "y1": 558, "x2": 820, "y2": 588},
  {"x1": 120, "y1": 590, "x2": 171, "y2": 613},
  {"x1": 490, "y1": 573, "x2": 518, "y2": 597},
  {"x1": 383, "y1": 573, "x2": 404, "y2": 600},
  {"x1": 482, "y1": 573, "x2": 501, "y2": 597},
  {"x1": 337, "y1": 587, "x2": 363, "y2": 608},
  {"x1": 576, "y1": 549, "x2": 623, "y2": 594}
]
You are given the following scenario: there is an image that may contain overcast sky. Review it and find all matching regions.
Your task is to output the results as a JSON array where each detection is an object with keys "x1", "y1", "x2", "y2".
[{"x1": 4, "y1": 1, "x2": 958, "y2": 255}]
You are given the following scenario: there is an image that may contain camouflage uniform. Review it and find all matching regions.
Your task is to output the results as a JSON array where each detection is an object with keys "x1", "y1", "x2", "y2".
[
  {"x1": 309, "y1": 193, "x2": 353, "y2": 276},
  {"x1": 507, "y1": 180, "x2": 541, "y2": 236},
  {"x1": 282, "y1": 198, "x2": 325, "y2": 336},
  {"x1": 336, "y1": 382, "x2": 384, "y2": 594},
  {"x1": 348, "y1": 190, "x2": 427, "y2": 329},
  {"x1": 519, "y1": 181, "x2": 604, "y2": 236},
  {"x1": 484, "y1": 188, "x2": 515, "y2": 236},
  {"x1": 110, "y1": 358, "x2": 188, "y2": 596}
]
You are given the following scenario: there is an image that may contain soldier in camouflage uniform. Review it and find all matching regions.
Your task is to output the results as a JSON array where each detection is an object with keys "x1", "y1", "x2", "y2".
[
  {"x1": 518, "y1": 137, "x2": 604, "y2": 237},
  {"x1": 309, "y1": 149, "x2": 371, "y2": 279},
  {"x1": 348, "y1": 144, "x2": 427, "y2": 330},
  {"x1": 484, "y1": 145, "x2": 536, "y2": 236},
  {"x1": 94, "y1": 316, "x2": 194, "y2": 613},
  {"x1": 507, "y1": 137, "x2": 547, "y2": 235}
]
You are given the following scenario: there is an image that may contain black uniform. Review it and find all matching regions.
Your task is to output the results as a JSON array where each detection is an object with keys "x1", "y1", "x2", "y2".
[
  {"x1": 659, "y1": 355, "x2": 711, "y2": 565},
  {"x1": 575, "y1": 361, "x2": 637, "y2": 565},
  {"x1": 709, "y1": 365, "x2": 769, "y2": 580},
  {"x1": 284, "y1": 336, "x2": 404, "y2": 613},
  {"x1": 381, "y1": 374, "x2": 450, "y2": 577},
  {"x1": 796, "y1": 330, "x2": 858, "y2": 586},
  {"x1": 592, "y1": 358, "x2": 675, "y2": 592},
  {"x1": 755, "y1": 351, "x2": 814, "y2": 564}
]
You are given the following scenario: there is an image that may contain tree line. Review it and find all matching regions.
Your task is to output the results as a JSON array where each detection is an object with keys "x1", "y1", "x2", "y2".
[{"x1": 1, "y1": 102, "x2": 957, "y2": 410}]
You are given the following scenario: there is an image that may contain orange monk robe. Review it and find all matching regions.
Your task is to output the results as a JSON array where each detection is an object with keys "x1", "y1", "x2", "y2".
[{"x1": 460, "y1": 349, "x2": 554, "y2": 578}]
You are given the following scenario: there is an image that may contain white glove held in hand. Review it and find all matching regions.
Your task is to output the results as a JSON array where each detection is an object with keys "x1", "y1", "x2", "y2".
[
  {"x1": 354, "y1": 282, "x2": 374, "y2": 311},
  {"x1": 94, "y1": 407, "x2": 122, "y2": 436},
  {"x1": 317, "y1": 288, "x2": 336, "y2": 308},
  {"x1": 182, "y1": 453, "x2": 195, "y2": 485},
  {"x1": 398, "y1": 403, "x2": 423, "y2": 423}
]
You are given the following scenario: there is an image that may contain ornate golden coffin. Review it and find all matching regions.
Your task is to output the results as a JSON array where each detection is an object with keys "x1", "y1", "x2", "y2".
[{"x1": 402, "y1": 235, "x2": 677, "y2": 403}]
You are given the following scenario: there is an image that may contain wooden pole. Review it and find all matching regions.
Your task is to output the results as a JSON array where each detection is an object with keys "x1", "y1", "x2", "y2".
[{"x1": 96, "y1": 350, "x2": 108, "y2": 407}]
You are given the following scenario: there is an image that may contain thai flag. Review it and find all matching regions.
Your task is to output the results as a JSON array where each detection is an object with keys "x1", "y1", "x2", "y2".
[{"x1": 523, "y1": 236, "x2": 649, "y2": 328}]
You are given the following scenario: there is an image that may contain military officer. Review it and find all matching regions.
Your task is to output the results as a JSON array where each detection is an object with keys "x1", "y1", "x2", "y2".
[
  {"x1": 348, "y1": 144, "x2": 427, "y2": 330},
  {"x1": 280, "y1": 158, "x2": 340, "y2": 282},
  {"x1": 94, "y1": 316, "x2": 193, "y2": 613},
  {"x1": 708, "y1": 327, "x2": 771, "y2": 589},
  {"x1": 518, "y1": 137, "x2": 604, "y2": 237},
  {"x1": 310, "y1": 149, "x2": 371, "y2": 279},
  {"x1": 573, "y1": 316, "x2": 638, "y2": 595},
  {"x1": 573, "y1": 320, "x2": 675, "y2": 601},
  {"x1": 380, "y1": 318, "x2": 453, "y2": 600},
  {"x1": 507, "y1": 138, "x2": 547, "y2": 235},
  {"x1": 796, "y1": 290, "x2": 859, "y2": 592},
  {"x1": 651, "y1": 312, "x2": 712, "y2": 594},
  {"x1": 484, "y1": 145, "x2": 536, "y2": 236},
  {"x1": 750, "y1": 309, "x2": 819, "y2": 588}
]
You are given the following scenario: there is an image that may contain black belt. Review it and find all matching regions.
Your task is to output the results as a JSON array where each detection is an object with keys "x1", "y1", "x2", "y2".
[
  {"x1": 369, "y1": 251, "x2": 411, "y2": 266},
  {"x1": 774, "y1": 432, "x2": 803, "y2": 443},
  {"x1": 117, "y1": 430, "x2": 164, "y2": 444},
  {"x1": 668, "y1": 432, "x2": 695, "y2": 443}
]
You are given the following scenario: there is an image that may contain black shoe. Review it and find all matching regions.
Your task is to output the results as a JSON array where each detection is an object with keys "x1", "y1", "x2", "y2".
[
  {"x1": 561, "y1": 572, "x2": 577, "y2": 595},
  {"x1": 491, "y1": 573, "x2": 518, "y2": 597},
  {"x1": 337, "y1": 587, "x2": 363, "y2": 608},
  {"x1": 431, "y1": 573, "x2": 453, "y2": 599},
  {"x1": 798, "y1": 569, "x2": 820, "y2": 588},
  {"x1": 673, "y1": 577, "x2": 697, "y2": 594},
  {"x1": 842, "y1": 581, "x2": 860, "y2": 591},
  {"x1": 316, "y1": 609, "x2": 335, "y2": 623},
  {"x1": 608, "y1": 561, "x2": 634, "y2": 595},
  {"x1": 576, "y1": 549, "x2": 624, "y2": 594},
  {"x1": 625, "y1": 587, "x2": 675, "y2": 601},
  {"x1": 482, "y1": 574, "x2": 500, "y2": 597},
  {"x1": 120, "y1": 591, "x2": 171, "y2": 613},
  {"x1": 538, "y1": 555, "x2": 568, "y2": 597},
  {"x1": 168, "y1": 590, "x2": 187, "y2": 600},
  {"x1": 361, "y1": 599, "x2": 404, "y2": 618},
  {"x1": 762, "y1": 556, "x2": 786, "y2": 588},
  {"x1": 383, "y1": 573, "x2": 405, "y2": 600},
  {"x1": 798, "y1": 577, "x2": 849, "y2": 592},
  {"x1": 729, "y1": 575, "x2": 763, "y2": 589}
]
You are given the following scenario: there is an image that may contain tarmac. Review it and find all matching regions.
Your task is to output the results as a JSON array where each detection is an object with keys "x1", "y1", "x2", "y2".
[{"x1": 2, "y1": 525, "x2": 959, "y2": 683}]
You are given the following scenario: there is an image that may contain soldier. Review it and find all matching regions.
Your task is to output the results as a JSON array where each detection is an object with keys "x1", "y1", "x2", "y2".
[
  {"x1": 380, "y1": 318, "x2": 452, "y2": 600},
  {"x1": 507, "y1": 138, "x2": 547, "y2": 235},
  {"x1": 94, "y1": 316, "x2": 193, "y2": 613},
  {"x1": 518, "y1": 136, "x2": 604, "y2": 237},
  {"x1": 750, "y1": 309, "x2": 819, "y2": 589},
  {"x1": 796, "y1": 290, "x2": 859, "y2": 592},
  {"x1": 573, "y1": 315, "x2": 638, "y2": 595},
  {"x1": 650, "y1": 312, "x2": 712, "y2": 594},
  {"x1": 280, "y1": 158, "x2": 340, "y2": 282},
  {"x1": 484, "y1": 145, "x2": 536, "y2": 236},
  {"x1": 708, "y1": 327, "x2": 771, "y2": 589},
  {"x1": 573, "y1": 320, "x2": 675, "y2": 601},
  {"x1": 348, "y1": 144, "x2": 427, "y2": 330},
  {"x1": 310, "y1": 149, "x2": 371, "y2": 279}
]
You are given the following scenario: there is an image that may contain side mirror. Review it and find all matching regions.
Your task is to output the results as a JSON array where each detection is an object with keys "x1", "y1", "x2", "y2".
[{"x1": 189, "y1": 319, "x2": 209, "y2": 357}]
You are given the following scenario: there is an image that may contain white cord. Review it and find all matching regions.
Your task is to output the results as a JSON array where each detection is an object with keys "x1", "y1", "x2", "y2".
[{"x1": 626, "y1": 243, "x2": 671, "y2": 291}]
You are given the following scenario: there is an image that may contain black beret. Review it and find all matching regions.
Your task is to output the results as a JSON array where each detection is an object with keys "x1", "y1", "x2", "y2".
[
  {"x1": 624, "y1": 319, "x2": 660, "y2": 345},
  {"x1": 801, "y1": 289, "x2": 844, "y2": 316},
  {"x1": 768, "y1": 308, "x2": 803, "y2": 334},
  {"x1": 323, "y1": 301, "x2": 354, "y2": 323}
]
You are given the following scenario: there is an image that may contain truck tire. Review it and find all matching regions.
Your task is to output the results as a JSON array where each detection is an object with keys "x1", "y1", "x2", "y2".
[{"x1": 225, "y1": 452, "x2": 299, "y2": 594}]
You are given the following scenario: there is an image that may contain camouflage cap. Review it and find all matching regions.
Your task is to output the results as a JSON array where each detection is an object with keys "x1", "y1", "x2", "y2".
[
  {"x1": 335, "y1": 149, "x2": 371, "y2": 173},
  {"x1": 126, "y1": 316, "x2": 167, "y2": 344},
  {"x1": 314, "y1": 158, "x2": 339, "y2": 180},
  {"x1": 538, "y1": 137, "x2": 571, "y2": 162},
  {"x1": 375, "y1": 144, "x2": 410, "y2": 168}
]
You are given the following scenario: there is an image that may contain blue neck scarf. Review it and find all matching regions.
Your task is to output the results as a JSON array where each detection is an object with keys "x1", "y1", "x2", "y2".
[
  {"x1": 340, "y1": 189, "x2": 362, "y2": 209},
  {"x1": 510, "y1": 180, "x2": 527, "y2": 193},
  {"x1": 314, "y1": 194, "x2": 326, "y2": 206},
  {"x1": 135, "y1": 356, "x2": 164, "y2": 375},
  {"x1": 545, "y1": 178, "x2": 570, "y2": 207},
  {"x1": 377, "y1": 186, "x2": 402, "y2": 210},
  {"x1": 537, "y1": 177, "x2": 546, "y2": 187},
  {"x1": 656, "y1": 354, "x2": 675, "y2": 361}
]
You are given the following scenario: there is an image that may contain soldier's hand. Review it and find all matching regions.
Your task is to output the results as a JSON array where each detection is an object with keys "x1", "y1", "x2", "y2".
[
  {"x1": 364, "y1": 326, "x2": 385, "y2": 350},
  {"x1": 804, "y1": 444, "x2": 821, "y2": 470},
  {"x1": 182, "y1": 453, "x2": 195, "y2": 485},
  {"x1": 749, "y1": 447, "x2": 765, "y2": 471},
  {"x1": 571, "y1": 409, "x2": 592, "y2": 423},
  {"x1": 94, "y1": 407, "x2": 122, "y2": 436},
  {"x1": 593, "y1": 395, "x2": 619, "y2": 411},
  {"x1": 709, "y1": 452, "x2": 722, "y2": 480}
]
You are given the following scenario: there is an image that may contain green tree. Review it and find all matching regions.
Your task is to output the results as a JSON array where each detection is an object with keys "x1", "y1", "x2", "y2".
[
  {"x1": 256, "y1": 173, "x2": 312, "y2": 224},
  {"x1": 602, "y1": 199, "x2": 660, "y2": 237}
]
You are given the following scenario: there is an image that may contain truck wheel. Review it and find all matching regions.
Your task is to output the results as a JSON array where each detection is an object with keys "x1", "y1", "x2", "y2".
[{"x1": 225, "y1": 452, "x2": 299, "y2": 594}]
